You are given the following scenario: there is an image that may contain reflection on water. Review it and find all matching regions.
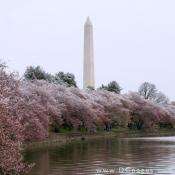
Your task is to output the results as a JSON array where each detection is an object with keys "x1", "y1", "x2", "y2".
[{"x1": 25, "y1": 136, "x2": 175, "y2": 175}]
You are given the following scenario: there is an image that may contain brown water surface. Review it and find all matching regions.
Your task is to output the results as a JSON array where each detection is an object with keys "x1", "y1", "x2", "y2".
[{"x1": 25, "y1": 136, "x2": 175, "y2": 175}]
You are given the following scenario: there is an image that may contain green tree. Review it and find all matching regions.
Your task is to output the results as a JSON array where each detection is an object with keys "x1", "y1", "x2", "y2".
[
  {"x1": 99, "y1": 81, "x2": 122, "y2": 94},
  {"x1": 54, "y1": 72, "x2": 77, "y2": 87},
  {"x1": 24, "y1": 66, "x2": 52, "y2": 81},
  {"x1": 24, "y1": 66, "x2": 77, "y2": 87}
]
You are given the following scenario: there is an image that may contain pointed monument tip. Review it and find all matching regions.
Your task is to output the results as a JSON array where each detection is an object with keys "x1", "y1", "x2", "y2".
[{"x1": 85, "y1": 16, "x2": 92, "y2": 26}]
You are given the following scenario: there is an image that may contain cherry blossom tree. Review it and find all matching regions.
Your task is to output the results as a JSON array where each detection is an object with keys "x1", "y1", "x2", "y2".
[
  {"x1": 0, "y1": 63, "x2": 29, "y2": 174},
  {"x1": 127, "y1": 93, "x2": 172, "y2": 130},
  {"x1": 18, "y1": 80, "x2": 64, "y2": 141}
]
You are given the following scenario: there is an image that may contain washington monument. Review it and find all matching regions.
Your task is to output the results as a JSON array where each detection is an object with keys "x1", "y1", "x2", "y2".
[{"x1": 83, "y1": 17, "x2": 95, "y2": 89}]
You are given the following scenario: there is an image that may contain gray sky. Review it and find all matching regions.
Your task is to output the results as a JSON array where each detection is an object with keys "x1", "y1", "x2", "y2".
[{"x1": 0, "y1": 0, "x2": 175, "y2": 99}]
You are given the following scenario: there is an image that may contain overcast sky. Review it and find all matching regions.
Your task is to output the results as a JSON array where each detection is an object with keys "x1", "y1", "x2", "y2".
[{"x1": 0, "y1": 0, "x2": 175, "y2": 99}]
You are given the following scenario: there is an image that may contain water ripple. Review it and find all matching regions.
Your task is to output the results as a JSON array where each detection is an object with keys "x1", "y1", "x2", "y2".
[{"x1": 25, "y1": 136, "x2": 175, "y2": 175}]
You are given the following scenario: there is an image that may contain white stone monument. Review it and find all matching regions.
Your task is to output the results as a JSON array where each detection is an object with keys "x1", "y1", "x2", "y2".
[{"x1": 83, "y1": 17, "x2": 95, "y2": 89}]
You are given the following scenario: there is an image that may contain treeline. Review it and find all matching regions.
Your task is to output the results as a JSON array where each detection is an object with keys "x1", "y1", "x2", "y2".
[
  {"x1": 24, "y1": 66, "x2": 169, "y2": 105},
  {"x1": 1, "y1": 64, "x2": 175, "y2": 174}
]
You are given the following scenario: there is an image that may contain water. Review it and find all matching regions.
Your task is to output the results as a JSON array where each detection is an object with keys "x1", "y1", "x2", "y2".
[{"x1": 25, "y1": 136, "x2": 175, "y2": 175}]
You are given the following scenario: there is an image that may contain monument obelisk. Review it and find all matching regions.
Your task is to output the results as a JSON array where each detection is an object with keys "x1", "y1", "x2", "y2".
[{"x1": 83, "y1": 17, "x2": 95, "y2": 89}]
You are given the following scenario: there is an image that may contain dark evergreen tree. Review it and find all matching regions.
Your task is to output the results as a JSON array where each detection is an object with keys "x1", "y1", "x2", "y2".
[
  {"x1": 99, "y1": 81, "x2": 122, "y2": 94},
  {"x1": 54, "y1": 72, "x2": 77, "y2": 87},
  {"x1": 24, "y1": 66, "x2": 52, "y2": 81}
]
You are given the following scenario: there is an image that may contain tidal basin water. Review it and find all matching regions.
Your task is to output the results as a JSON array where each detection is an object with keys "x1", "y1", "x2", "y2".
[{"x1": 25, "y1": 136, "x2": 175, "y2": 175}]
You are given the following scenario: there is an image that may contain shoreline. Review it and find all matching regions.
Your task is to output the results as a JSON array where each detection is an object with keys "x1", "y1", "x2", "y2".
[{"x1": 24, "y1": 129, "x2": 175, "y2": 150}]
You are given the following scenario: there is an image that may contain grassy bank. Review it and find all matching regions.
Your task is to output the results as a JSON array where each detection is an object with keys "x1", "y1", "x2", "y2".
[{"x1": 24, "y1": 128, "x2": 175, "y2": 150}]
